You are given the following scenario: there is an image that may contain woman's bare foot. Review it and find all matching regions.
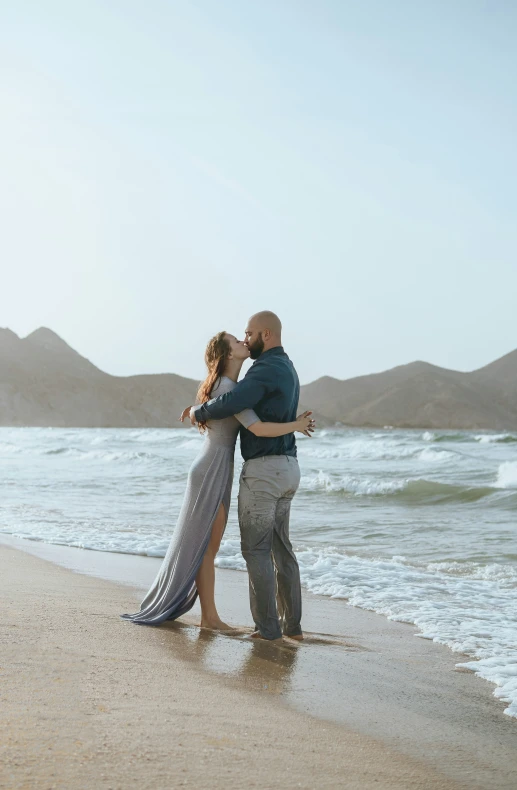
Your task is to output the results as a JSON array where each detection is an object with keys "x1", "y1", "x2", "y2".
[
  {"x1": 200, "y1": 618, "x2": 233, "y2": 631},
  {"x1": 285, "y1": 633, "x2": 304, "y2": 641}
]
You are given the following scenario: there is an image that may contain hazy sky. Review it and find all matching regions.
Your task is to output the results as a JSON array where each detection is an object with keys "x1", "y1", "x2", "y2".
[{"x1": 1, "y1": 0, "x2": 516, "y2": 384}]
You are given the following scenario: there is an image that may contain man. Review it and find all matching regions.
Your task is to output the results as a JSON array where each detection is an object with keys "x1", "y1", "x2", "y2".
[{"x1": 191, "y1": 311, "x2": 314, "y2": 642}]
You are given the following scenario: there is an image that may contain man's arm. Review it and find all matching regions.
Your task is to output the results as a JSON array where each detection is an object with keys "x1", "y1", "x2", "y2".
[{"x1": 193, "y1": 362, "x2": 271, "y2": 423}]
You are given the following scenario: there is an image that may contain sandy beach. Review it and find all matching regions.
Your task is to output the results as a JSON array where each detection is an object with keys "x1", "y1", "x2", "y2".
[{"x1": 0, "y1": 538, "x2": 515, "y2": 790}]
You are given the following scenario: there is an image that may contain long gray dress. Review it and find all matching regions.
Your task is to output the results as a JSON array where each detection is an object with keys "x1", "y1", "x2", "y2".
[{"x1": 120, "y1": 377, "x2": 257, "y2": 626}]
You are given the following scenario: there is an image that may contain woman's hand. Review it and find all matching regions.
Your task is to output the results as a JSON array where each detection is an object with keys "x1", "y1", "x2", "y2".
[
  {"x1": 295, "y1": 411, "x2": 316, "y2": 437},
  {"x1": 179, "y1": 406, "x2": 192, "y2": 423}
]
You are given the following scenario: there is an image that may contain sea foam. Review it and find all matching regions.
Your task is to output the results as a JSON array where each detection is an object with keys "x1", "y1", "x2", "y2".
[{"x1": 495, "y1": 462, "x2": 517, "y2": 489}]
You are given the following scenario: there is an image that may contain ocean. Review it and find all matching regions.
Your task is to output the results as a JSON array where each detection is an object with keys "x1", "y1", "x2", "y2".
[{"x1": 1, "y1": 425, "x2": 516, "y2": 718}]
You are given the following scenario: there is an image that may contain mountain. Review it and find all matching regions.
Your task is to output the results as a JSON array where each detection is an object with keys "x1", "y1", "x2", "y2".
[
  {"x1": 299, "y1": 351, "x2": 517, "y2": 430},
  {"x1": 0, "y1": 327, "x2": 199, "y2": 427},
  {"x1": 1, "y1": 327, "x2": 516, "y2": 429},
  {"x1": 471, "y1": 348, "x2": 517, "y2": 387}
]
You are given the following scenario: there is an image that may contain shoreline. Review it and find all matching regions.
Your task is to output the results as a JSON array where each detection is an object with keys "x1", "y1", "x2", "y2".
[{"x1": 1, "y1": 535, "x2": 516, "y2": 788}]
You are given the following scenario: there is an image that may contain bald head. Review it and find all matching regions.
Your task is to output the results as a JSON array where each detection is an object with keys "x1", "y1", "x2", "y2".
[
  {"x1": 250, "y1": 311, "x2": 282, "y2": 335},
  {"x1": 245, "y1": 311, "x2": 282, "y2": 359}
]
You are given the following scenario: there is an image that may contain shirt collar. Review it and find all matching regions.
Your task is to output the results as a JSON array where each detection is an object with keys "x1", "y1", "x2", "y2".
[{"x1": 258, "y1": 346, "x2": 284, "y2": 360}]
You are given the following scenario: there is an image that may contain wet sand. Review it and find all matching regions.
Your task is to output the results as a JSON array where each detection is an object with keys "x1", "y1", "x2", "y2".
[{"x1": 1, "y1": 536, "x2": 516, "y2": 789}]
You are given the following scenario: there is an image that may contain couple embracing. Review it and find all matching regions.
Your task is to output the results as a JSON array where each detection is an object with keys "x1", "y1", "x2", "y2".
[{"x1": 121, "y1": 311, "x2": 315, "y2": 642}]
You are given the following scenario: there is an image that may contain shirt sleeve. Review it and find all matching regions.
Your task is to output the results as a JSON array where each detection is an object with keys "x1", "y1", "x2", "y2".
[
  {"x1": 193, "y1": 361, "x2": 270, "y2": 422},
  {"x1": 235, "y1": 408, "x2": 259, "y2": 429}
]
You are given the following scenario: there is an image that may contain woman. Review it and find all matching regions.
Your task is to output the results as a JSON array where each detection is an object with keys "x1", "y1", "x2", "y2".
[{"x1": 121, "y1": 331, "x2": 313, "y2": 630}]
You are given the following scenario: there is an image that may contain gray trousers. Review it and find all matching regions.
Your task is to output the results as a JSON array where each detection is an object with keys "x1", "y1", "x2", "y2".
[{"x1": 238, "y1": 455, "x2": 302, "y2": 640}]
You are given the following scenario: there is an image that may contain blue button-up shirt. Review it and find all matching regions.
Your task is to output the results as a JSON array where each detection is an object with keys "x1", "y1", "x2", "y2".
[{"x1": 193, "y1": 346, "x2": 300, "y2": 461}]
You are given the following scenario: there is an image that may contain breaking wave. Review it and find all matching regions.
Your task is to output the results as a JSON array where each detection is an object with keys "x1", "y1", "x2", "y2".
[
  {"x1": 423, "y1": 431, "x2": 517, "y2": 444},
  {"x1": 301, "y1": 471, "x2": 513, "y2": 504}
]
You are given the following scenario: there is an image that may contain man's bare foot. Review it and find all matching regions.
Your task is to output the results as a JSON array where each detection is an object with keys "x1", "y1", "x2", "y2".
[
  {"x1": 285, "y1": 633, "x2": 304, "y2": 641},
  {"x1": 248, "y1": 630, "x2": 283, "y2": 643},
  {"x1": 200, "y1": 619, "x2": 234, "y2": 631}
]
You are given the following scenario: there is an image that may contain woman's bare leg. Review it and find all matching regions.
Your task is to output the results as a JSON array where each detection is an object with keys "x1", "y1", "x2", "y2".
[{"x1": 196, "y1": 503, "x2": 232, "y2": 630}]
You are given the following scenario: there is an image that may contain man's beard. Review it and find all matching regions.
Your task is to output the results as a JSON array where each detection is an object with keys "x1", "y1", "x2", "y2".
[{"x1": 248, "y1": 333, "x2": 265, "y2": 359}]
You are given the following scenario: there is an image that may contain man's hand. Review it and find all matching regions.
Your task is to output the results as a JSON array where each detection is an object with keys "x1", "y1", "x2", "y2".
[
  {"x1": 179, "y1": 406, "x2": 193, "y2": 423},
  {"x1": 189, "y1": 407, "x2": 198, "y2": 426}
]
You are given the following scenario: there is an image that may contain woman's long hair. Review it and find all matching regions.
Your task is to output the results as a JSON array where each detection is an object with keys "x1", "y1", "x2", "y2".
[{"x1": 196, "y1": 331, "x2": 231, "y2": 432}]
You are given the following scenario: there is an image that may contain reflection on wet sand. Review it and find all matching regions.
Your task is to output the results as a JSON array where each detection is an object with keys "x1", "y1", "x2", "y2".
[
  {"x1": 160, "y1": 621, "x2": 301, "y2": 697},
  {"x1": 157, "y1": 618, "x2": 366, "y2": 712}
]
